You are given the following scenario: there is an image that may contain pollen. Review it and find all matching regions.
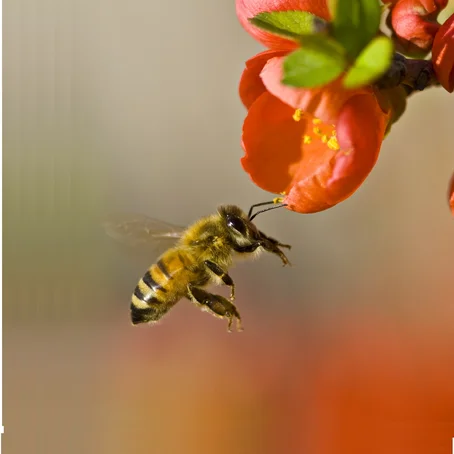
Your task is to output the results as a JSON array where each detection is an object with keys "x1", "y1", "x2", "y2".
[
  {"x1": 293, "y1": 109, "x2": 302, "y2": 122},
  {"x1": 273, "y1": 196, "x2": 285, "y2": 204},
  {"x1": 327, "y1": 136, "x2": 340, "y2": 151},
  {"x1": 302, "y1": 117, "x2": 341, "y2": 152}
]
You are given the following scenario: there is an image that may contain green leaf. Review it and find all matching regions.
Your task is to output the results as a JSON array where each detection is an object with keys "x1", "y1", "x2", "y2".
[
  {"x1": 249, "y1": 11, "x2": 326, "y2": 40},
  {"x1": 332, "y1": 0, "x2": 381, "y2": 58},
  {"x1": 343, "y1": 36, "x2": 394, "y2": 89},
  {"x1": 283, "y1": 35, "x2": 347, "y2": 88}
]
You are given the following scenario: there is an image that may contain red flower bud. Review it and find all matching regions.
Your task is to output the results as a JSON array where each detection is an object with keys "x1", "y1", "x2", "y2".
[{"x1": 389, "y1": 0, "x2": 448, "y2": 55}]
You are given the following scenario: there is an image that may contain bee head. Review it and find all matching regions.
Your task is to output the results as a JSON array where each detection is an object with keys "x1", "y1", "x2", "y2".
[
  {"x1": 217, "y1": 205, "x2": 260, "y2": 246},
  {"x1": 217, "y1": 202, "x2": 291, "y2": 265}
]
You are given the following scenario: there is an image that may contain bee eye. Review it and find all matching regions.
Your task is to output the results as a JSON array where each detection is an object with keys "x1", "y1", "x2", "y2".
[{"x1": 226, "y1": 215, "x2": 247, "y2": 235}]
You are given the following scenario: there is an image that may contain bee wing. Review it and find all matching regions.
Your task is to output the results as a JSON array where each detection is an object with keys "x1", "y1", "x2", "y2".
[{"x1": 103, "y1": 213, "x2": 186, "y2": 253}]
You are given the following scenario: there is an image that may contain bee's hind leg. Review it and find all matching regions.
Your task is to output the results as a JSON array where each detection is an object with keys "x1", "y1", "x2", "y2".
[
  {"x1": 204, "y1": 260, "x2": 235, "y2": 301},
  {"x1": 187, "y1": 284, "x2": 243, "y2": 333}
]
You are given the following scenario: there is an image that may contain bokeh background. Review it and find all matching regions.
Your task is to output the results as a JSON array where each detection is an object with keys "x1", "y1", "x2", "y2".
[{"x1": 3, "y1": 1, "x2": 454, "y2": 453}]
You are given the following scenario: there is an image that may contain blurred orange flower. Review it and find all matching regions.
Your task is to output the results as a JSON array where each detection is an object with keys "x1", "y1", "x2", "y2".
[
  {"x1": 100, "y1": 297, "x2": 454, "y2": 454},
  {"x1": 237, "y1": 0, "x2": 391, "y2": 213},
  {"x1": 432, "y1": 12, "x2": 454, "y2": 93},
  {"x1": 296, "y1": 310, "x2": 454, "y2": 454}
]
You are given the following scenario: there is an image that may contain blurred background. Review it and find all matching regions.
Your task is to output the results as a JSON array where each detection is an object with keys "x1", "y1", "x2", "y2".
[{"x1": 3, "y1": 1, "x2": 454, "y2": 453}]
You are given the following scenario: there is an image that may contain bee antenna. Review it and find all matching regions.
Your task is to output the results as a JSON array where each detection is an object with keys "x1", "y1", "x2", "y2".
[
  {"x1": 249, "y1": 204, "x2": 288, "y2": 222},
  {"x1": 247, "y1": 200, "x2": 278, "y2": 219}
]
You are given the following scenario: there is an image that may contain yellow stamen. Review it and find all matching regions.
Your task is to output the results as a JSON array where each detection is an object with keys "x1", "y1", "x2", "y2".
[
  {"x1": 273, "y1": 196, "x2": 285, "y2": 204},
  {"x1": 312, "y1": 118, "x2": 322, "y2": 124},
  {"x1": 327, "y1": 136, "x2": 340, "y2": 151},
  {"x1": 313, "y1": 127, "x2": 322, "y2": 136},
  {"x1": 293, "y1": 109, "x2": 302, "y2": 122},
  {"x1": 321, "y1": 135, "x2": 328, "y2": 143},
  {"x1": 303, "y1": 135, "x2": 312, "y2": 144}
]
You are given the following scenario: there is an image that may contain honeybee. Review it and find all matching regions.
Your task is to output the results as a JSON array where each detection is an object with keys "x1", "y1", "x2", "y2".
[{"x1": 104, "y1": 201, "x2": 291, "y2": 332}]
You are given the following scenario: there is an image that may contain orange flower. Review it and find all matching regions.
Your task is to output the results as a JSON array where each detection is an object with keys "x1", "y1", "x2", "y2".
[
  {"x1": 387, "y1": 0, "x2": 448, "y2": 55},
  {"x1": 237, "y1": 0, "x2": 391, "y2": 213},
  {"x1": 432, "y1": 12, "x2": 454, "y2": 93}
]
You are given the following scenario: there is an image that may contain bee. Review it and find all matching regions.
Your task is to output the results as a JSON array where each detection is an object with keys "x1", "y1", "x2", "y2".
[{"x1": 104, "y1": 201, "x2": 291, "y2": 332}]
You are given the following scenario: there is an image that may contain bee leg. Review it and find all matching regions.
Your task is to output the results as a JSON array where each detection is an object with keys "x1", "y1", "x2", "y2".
[
  {"x1": 259, "y1": 231, "x2": 291, "y2": 249},
  {"x1": 204, "y1": 260, "x2": 235, "y2": 301},
  {"x1": 271, "y1": 246, "x2": 292, "y2": 267},
  {"x1": 258, "y1": 231, "x2": 292, "y2": 266},
  {"x1": 187, "y1": 285, "x2": 243, "y2": 332},
  {"x1": 259, "y1": 231, "x2": 292, "y2": 250}
]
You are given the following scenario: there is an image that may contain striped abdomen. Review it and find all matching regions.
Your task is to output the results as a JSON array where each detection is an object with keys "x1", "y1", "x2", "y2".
[{"x1": 130, "y1": 251, "x2": 190, "y2": 325}]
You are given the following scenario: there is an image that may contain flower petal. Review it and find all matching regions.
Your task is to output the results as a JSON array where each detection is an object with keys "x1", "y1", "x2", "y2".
[
  {"x1": 236, "y1": 0, "x2": 330, "y2": 50},
  {"x1": 241, "y1": 92, "x2": 305, "y2": 193},
  {"x1": 239, "y1": 50, "x2": 288, "y2": 109},
  {"x1": 285, "y1": 93, "x2": 388, "y2": 212},
  {"x1": 432, "y1": 13, "x2": 454, "y2": 93},
  {"x1": 260, "y1": 56, "x2": 371, "y2": 124},
  {"x1": 327, "y1": 94, "x2": 388, "y2": 191}
]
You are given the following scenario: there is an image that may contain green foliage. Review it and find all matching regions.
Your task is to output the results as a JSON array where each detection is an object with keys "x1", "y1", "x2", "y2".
[
  {"x1": 250, "y1": 1, "x2": 390, "y2": 91},
  {"x1": 249, "y1": 11, "x2": 325, "y2": 40},
  {"x1": 343, "y1": 36, "x2": 394, "y2": 88},
  {"x1": 331, "y1": 0, "x2": 382, "y2": 58},
  {"x1": 283, "y1": 35, "x2": 347, "y2": 88}
]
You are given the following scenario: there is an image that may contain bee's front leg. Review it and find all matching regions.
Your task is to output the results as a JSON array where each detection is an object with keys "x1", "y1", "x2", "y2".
[
  {"x1": 187, "y1": 285, "x2": 243, "y2": 332},
  {"x1": 258, "y1": 232, "x2": 292, "y2": 266},
  {"x1": 259, "y1": 231, "x2": 292, "y2": 250},
  {"x1": 204, "y1": 260, "x2": 235, "y2": 301}
]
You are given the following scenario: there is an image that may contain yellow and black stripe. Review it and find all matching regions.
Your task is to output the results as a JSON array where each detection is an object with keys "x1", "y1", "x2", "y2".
[
  {"x1": 130, "y1": 258, "x2": 175, "y2": 325},
  {"x1": 157, "y1": 259, "x2": 172, "y2": 280}
]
